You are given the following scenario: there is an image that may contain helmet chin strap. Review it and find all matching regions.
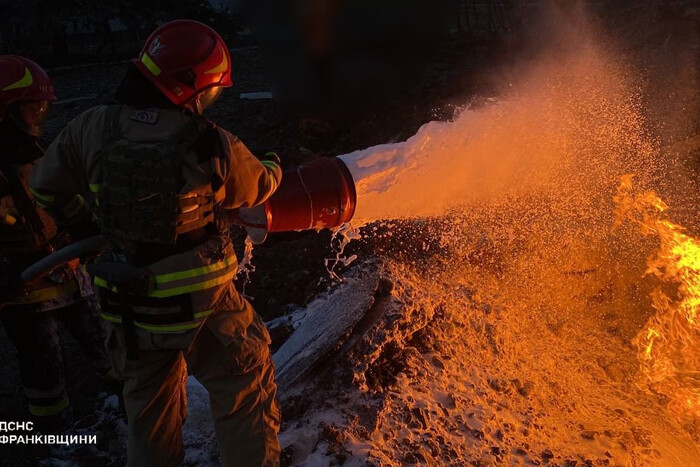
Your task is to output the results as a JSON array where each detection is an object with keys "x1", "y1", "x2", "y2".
[
  {"x1": 194, "y1": 96, "x2": 205, "y2": 115},
  {"x1": 191, "y1": 87, "x2": 223, "y2": 115},
  {"x1": 182, "y1": 93, "x2": 205, "y2": 116},
  {"x1": 180, "y1": 97, "x2": 202, "y2": 116},
  {"x1": 184, "y1": 87, "x2": 223, "y2": 115}
]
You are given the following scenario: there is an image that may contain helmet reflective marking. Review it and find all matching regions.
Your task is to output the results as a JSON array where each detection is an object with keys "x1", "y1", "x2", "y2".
[{"x1": 2, "y1": 67, "x2": 33, "y2": 91}]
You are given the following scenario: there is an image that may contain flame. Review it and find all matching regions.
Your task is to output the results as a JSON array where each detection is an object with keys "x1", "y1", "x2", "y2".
[{"x1": 615, "y1": 175, "x2": 700, "y2": 421}]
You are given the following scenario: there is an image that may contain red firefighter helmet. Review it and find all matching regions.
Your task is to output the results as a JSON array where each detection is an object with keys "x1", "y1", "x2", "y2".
[
  {"x1": 133, "y1": 20, "x2": 233, "y2": 107},
  {"x1": 0, "y1": 55, "x2": 56, "y2": 123}
]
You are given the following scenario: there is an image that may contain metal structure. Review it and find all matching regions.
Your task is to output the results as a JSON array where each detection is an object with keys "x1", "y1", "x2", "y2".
[{"x1": 460, "y1": 0, "x2": 516, "y2": 35}]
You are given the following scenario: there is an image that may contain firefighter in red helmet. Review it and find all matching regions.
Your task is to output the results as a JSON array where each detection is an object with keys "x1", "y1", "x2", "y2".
[
  {"x1": 31, "y1": 21, "x2": 282, "y2": 466},
  {"x1": 0, "y1": 55, "x2": 112, "y2": 432}
]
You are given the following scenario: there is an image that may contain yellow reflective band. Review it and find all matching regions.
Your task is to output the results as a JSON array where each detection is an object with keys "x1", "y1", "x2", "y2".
[
  {"x1": 2, "y1": 67, "x2": 33, "y2": 91},
  {"x1": 94, "y1": 277, "x2": 115, "y2": 292},
  {"x1": 100, "y1": 312, "x2": 121, "y2": 324},
  {"x1": 28, "y1": 397, "x2": 69, "y2": 417},
  {"x1": 150, "y1": 271, "x2": 236, "y2": 298},
  {"x1": 100, "y1": 309, "x2": 213, "y2": 333},
  {"x1": 7, "y1": 282, "x2": 78, "y2": 305},
  {"x1": 29, "y1": 187, "x2": 55, "y2": 205},
  {"x1": 95, "y1": 270, "x2": 236, "y2": 298},
  {"x1": 135, "y1": 320, "x2": 204, "y2": 332},
  {"x1": 90, "y1": 183, "x2": 102, "y2": 205},
  {"x1": 204, "y1": 50, "x2": 228, "y2": 75},
  {"x1": 141, "y1": 53, "x2": 162, "y2": 76},
  {"x1": 154, "y1": 256, "x2": 237, "y2": 284}
]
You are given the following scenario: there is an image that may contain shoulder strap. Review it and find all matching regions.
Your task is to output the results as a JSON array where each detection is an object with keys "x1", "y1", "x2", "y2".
[
  {"x1": 165, "y1": 114, "x2": 217, "y2": 179},
  {"x1": 101, "y1": 105, "x2": 124, "y2": 150},
  {"x1": 180, "y1": 114, "x2": 213, "y2": 146},
  {"x1": 191, "y1": 119, "x2": 228, "y2": 197}
]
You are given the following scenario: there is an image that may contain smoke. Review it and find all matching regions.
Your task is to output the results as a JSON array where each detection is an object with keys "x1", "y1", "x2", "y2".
[{"x1": 341, "y1": 3, "x2": 658, "y2": 224}]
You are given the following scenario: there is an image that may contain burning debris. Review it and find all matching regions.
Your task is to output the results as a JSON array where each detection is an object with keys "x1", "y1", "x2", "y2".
[
  {"x1": 615, "y1": 175, "x2": 700, "y2": 433},
  {"x1": 270, "y1": 13, "x2": 700, "y2": 464}
]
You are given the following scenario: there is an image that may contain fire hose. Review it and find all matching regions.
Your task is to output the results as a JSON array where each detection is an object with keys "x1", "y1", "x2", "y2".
[
  {"x1": 19, "y1": 235, "x2": 114, "y2": 285},
  {"x1": 16, "y1": 234, "x2": 145, "y2": 360},
  {"x1": 0, "y1": 235, "x2": 114, "y2": 313}
]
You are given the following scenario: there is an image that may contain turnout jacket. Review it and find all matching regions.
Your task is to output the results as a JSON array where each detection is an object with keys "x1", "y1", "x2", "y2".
[
  {"x1": 0, "y1": 140, "x2": 92, "y2": 309},
  {"x1": 30, "y1": 105, "x2": 281, "y2": 346}
]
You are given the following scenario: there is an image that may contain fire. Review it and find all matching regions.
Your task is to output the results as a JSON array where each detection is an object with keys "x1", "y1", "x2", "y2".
[{"x1": 615, "y1": 174, "x2": 700, "y2": 423}]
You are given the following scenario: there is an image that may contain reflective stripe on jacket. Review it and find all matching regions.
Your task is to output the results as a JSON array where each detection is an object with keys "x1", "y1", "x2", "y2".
[
  {"x1": 30, "y1": 105, "x2": 281, "y2": 339},
  {"x1": 6, "y1": 282, "x2": 77, "y2": 305},
  {"x1": 93, "y1": 236, "x2": 238, "y2": 334}
]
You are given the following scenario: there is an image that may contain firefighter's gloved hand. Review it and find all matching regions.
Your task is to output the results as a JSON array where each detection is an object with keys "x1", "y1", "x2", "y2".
[{"x1": 260, "y1": 151, "x2": 281, "y2": 167}]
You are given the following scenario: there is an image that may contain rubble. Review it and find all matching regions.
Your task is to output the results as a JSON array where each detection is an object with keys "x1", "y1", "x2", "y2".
[{"x1": 274, "y1": 260, "x2": 381, "y2": 392}]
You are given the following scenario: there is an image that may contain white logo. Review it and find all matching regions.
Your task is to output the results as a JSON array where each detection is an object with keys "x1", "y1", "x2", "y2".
[
  {"x1": 129, "y1": 109, "x2": 159, "y2": 125},
  {"x1": 149, "y1": 37, "x2": 164, "y2": 56}
]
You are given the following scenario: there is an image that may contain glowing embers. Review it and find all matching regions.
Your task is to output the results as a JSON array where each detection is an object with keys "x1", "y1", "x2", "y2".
[{"x1": 615, "y1": 175, "x2": 700, "y2": 421}]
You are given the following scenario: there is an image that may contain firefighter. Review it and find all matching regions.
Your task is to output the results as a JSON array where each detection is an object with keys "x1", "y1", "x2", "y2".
[
  {"x1": 0, "y1": 55, "x2": 112, "y2": 432},
  {"x1": 31, "y1": 21, "x2": 282, "y2": 466}
]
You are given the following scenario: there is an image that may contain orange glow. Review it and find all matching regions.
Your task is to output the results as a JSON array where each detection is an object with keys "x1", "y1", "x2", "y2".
[{"x1": 615, "y1": 175, "x2": 700, "y2": 422}]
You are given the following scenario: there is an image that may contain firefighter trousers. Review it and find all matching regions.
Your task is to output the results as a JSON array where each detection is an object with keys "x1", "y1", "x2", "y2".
[
  {"x1": 108, "y1": 313, "x2": 281, "y2": 467},
  {"x1": 0, "y1": 296, "x2": 110, "y2": 423}
]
